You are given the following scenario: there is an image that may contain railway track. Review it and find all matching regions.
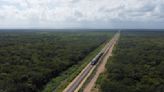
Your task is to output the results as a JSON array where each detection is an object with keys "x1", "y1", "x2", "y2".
[{"x1": 63, "y1": 32, "x2": 120, "y2": 92}]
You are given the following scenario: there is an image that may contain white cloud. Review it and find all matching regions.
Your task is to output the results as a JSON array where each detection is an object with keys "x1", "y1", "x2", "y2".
[{"x1": 0, "y1": 0, "x2": 164, "y2": 28}]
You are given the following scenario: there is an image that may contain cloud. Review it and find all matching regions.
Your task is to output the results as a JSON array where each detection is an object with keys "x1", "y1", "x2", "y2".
[{"x1": 0, "y1": 0, "x2": 164, "y2": 28}]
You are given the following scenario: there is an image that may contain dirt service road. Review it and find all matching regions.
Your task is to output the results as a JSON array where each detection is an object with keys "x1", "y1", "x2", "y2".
[{"x1": 83, "y1": 33, "x2": 120, "y2": 92}]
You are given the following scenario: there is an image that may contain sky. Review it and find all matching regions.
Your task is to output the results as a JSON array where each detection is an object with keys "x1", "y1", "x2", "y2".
[{"x1": 0, "y1": 0, "x2": 164, "y2": 29}]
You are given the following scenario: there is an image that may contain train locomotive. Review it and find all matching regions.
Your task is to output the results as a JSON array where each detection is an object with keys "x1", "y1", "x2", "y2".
[{"x1": 91, "y1": 52, "x2": 104, "y2": 65}]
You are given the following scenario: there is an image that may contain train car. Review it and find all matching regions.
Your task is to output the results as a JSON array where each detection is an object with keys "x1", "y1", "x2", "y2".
[{"x1": 91, "y1": 52, "x2": 104, "y2": 65}]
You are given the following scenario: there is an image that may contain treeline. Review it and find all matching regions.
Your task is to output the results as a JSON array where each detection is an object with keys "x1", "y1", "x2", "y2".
[
  {"x1": 0, "y1": 31, "x2": 113, "y2": 92},
  {"x1": 100, "y1": 31, "x2": 164, "y2": 92}
]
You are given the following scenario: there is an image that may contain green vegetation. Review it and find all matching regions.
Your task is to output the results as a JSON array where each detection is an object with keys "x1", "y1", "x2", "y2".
[
  {"x1": 100, "y1": 31, "x2": 164, "y2": 92},
  {"x1": 0, "y1": 31, "x2": 113, "y2": 92}
]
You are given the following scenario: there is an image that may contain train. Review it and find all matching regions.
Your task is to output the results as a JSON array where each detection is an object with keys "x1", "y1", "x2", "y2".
[{"x1": 91, "y1": 52, "x2": 104, "y2": 65}]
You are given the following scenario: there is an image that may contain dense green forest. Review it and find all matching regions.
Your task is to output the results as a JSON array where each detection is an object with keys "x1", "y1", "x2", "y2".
[
  {"x1": 100, "y1": 31, "x2": 164, "y2": 92},
  {"x1": 0, "y1": 31, "x2": 113, "y2": 92}
]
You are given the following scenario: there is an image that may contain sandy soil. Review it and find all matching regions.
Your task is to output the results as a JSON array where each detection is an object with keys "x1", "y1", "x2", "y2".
[{"x1": 83, "y1": 34, "x2": 119, "y2": 92}]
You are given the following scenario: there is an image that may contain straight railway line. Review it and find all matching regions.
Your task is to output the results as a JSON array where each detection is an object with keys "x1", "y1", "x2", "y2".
[{"x1": 63, "y1": 32, "x2": 120, "y2": 92}]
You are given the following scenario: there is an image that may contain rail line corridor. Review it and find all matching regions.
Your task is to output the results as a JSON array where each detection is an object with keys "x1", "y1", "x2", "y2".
[
  {"x1": 83, "y1": 33, "x2": 120, "y2": 92},
  {"x1": 63, "y1": 32, "x2": 120, "y2": 92}
]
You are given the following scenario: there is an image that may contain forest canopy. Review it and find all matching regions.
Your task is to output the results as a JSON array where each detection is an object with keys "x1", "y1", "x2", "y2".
[{"x1": 0, "y1": 30, "x2": 114, "y2": 92}]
